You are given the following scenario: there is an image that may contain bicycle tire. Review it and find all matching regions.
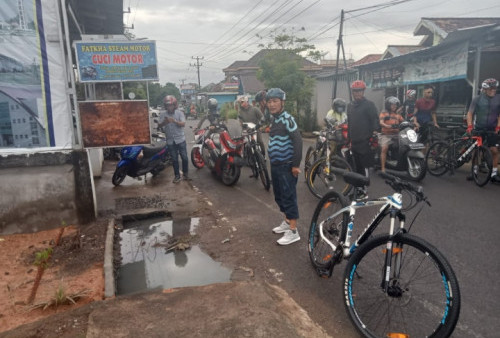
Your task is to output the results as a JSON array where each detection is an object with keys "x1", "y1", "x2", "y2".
[
  {"x1": 343, "y1": 233, "x2": 461, "y2": 338},
  {"x1": 304, "y1": 146, "x2": 317, "y2": 180},
  {"x1": 471, "y1": 145, "x2": 493, "y2": 187},
  {"x1": 425, "y1": 141, "x2": 449, "y2": 176},
  {"x1": 255, "y1": 152, "x2": 271, "y2": 191},
  {"x1": 308, "y1": 190, "x2": 349, "y2": 272},
  {"x1": 307, "y1": 155, "x2": 353, "y2": 198}
]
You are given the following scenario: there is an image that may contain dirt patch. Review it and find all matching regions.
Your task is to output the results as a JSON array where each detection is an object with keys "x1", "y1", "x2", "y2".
[{"x1": 0, "y1": 220, "x2": 107, "y2": 335}]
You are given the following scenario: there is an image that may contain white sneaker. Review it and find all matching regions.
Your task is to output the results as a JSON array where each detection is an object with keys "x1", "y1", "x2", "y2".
[
  {"x1": 272, "y1": 220, "x2": 290, "y2": 234},
  {"x1": 277, "y1": 229, "x2": 300, "y2": 245}
]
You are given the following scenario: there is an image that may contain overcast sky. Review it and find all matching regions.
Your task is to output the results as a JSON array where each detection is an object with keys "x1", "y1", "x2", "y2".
[{"x1": 124, "y1": 0, "x2": 500, "y2": 87}]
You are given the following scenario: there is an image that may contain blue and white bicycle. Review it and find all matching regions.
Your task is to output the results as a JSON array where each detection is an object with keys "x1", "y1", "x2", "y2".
[{"x1": 308, "y1": 169, "x2": 460, "y2": 338}]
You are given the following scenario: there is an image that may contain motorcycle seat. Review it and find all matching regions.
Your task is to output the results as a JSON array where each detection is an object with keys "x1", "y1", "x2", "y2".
[{"x1": 143, "y1": 144, "x2": 166, "y2": 158}]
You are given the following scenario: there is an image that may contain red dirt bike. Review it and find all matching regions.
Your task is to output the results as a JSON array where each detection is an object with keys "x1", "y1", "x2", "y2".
[{"x1": 191, "y1": 120, "x2": 245, "y2": 186}]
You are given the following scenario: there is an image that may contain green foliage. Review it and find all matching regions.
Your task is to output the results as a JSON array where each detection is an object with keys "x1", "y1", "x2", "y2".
[
  {"x1": 34, "y1": 247, "x2": 53, "y2": 269},
  {"x1": 54, "y1": 285, "x2": 66, "y2": 306},
  {"x1": 220, "y1": 102, "x2": 238, "y2": 120}
]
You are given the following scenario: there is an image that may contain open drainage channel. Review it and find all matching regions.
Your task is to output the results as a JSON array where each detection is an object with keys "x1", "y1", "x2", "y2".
[{"x1": 115, "y1": 213, "x2": 231, "y2": 295}]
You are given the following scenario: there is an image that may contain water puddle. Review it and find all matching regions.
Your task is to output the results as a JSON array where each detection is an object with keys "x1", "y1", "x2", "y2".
[{"x1": 116, "y1": 216, "x2": 231, "y2": 295}]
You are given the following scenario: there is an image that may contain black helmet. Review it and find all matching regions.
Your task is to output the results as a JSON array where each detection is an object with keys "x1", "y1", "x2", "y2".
[
  {"x1": 207, "y1": 98, "x2": 218, "y2": 111},
  {"x1": 384, "y1": 96, "x2": 400, "y2": 111},
  {"x1": 266, "y1": 88, "x2": 286, "y2": 101},
  {"x1": 332, "y1": 98, "x2": 346, "y2": 113},
  {"x1": 255, "y1": 90, "x2": 267, "y2": 103}
]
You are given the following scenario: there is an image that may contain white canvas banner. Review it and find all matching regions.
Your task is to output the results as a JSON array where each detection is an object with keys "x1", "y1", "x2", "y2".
[
  {"x1": 403, "y1": 42, "x2": 468, "y2": 85},
  {"x1": 0, "y1": 0, "x2": 72, "y2": 150}
]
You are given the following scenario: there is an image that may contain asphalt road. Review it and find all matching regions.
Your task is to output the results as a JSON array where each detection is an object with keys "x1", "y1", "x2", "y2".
[{"x1": 184, "y1": 118, "x2": 499, "y2": 338}]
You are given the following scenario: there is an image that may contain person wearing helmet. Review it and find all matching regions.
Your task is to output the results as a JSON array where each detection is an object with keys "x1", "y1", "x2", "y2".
[
  {"x1": 398, "y1": 89, "x2": 417, "y2": 121},
  {"x1": 158, "y1": 95, "x2": 189, "y2": 183},
  {"x1": 347, "y1": 80, "x2": 379, "y2": 198},
  {"x1": 255, "y1": 90, "x2": 271, "y2": 127},
  {"x1": 326, "y1": 98, "x2": 347, "y2": 126},
  {"x1": 412, "y1": 85, "x2": 439, "y2": 149},
  {"x1": 196, "y1": 98, "x2": 220, "y2": 130},
  {"x1": 266, "y1": 88, "x2": 303, "y2": 245},
  {"x1": 466, "y1": 78, "x2": 500, "y2": 182},
  {"x1": 379, "y1": 97, "x2": 404, "y2": 172},
  {"x1": 238, "y1": 95, "x2": 266, "y2": 156}
]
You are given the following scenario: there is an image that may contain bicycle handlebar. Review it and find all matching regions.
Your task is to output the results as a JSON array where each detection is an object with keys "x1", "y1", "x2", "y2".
[{"x1": 378, "y1": 171, "x2": 429, "y2": 205}]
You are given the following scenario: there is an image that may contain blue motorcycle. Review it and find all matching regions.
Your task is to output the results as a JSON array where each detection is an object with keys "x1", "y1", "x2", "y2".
[{"x1": 111, "y1": 134, "x2": 172, "y2": 186}]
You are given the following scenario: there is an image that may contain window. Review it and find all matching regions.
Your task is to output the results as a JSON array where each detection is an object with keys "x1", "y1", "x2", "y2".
[
  {"x1": 12, "y1": 119, "x2": 15, "y2": 124},
  {"x1": 32, "y1": 137, "x2": 39, "y2": 144}
]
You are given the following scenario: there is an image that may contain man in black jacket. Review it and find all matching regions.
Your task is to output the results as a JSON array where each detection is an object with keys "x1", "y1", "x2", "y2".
[{"x1": 347, "y1": 80, "x2": 379, "y2": 198}]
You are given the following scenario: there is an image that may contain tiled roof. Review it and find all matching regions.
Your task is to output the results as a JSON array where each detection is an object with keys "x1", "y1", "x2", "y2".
[
  {"x1": 350, "y1": 54, "x2": 382, "y2": 67},
  {"x1": 415, "y1": 17, "x2": 500, "y2": 37},
  {"x1": 239, "y1": 74, "x2": 265, "y2": 94},
  {"x1": 382, "y1": 45, "x2": 426, "y2": 59},
  {"x1": 223, "y1": 49, "x2": 319, "y2": 72}
]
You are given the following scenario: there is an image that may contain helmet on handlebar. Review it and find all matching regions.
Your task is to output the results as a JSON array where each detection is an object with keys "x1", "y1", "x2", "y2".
[
  {"x1": 207, "y1": 98, "x2": 218, "y2": 111},
  {"x1": 482, "y1": 78, "x2": 498, "y2": 89},
  {"x1": 163, "y1": 95, "x2": 178, "y2": 109},
  {"x1": 384, "y1": 96, "x2": 400, "y2": 111},
  {"x1": 406, "y1": 89, "x2": 416, "y2": 98},
  {"x1": 332, "y1": 98, "x2": 347, "y2": 113}
]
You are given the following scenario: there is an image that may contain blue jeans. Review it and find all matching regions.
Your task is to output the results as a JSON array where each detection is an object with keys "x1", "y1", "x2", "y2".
[
  {"x1": 168, "y1": 141, "x2": 188, "y2": 178},
  {"x1": 271, "y1": 163, "x2": 299, "y2": 220}
]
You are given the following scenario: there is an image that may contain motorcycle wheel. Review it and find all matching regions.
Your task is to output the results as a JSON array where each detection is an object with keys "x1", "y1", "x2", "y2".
[
  {"x1": 304, "y1": 146, "x2": 317, "y2": 181},
  {"x1": 221, "y1": 162, "x2": 241, "y2": 186},
  {"x1": 407, "y1": 157, "x2": 427, "y2": 181},
  {"x1": 191, "y1": 147, "x2": 205, "y2": 169},
  {"x1": 112, "y1": 165, "x2": 128, "y2": 186}
]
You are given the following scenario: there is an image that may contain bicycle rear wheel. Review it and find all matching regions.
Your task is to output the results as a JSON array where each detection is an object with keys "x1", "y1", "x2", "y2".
[
  {"x1": 343, "y1": 233, "x2": 461, "y2": 338},
  {"x1": 425, "y1": 141, "x2": 449, "y2": 176},
  {"x1": 255, "y1": 152, "x2": 270, "y2": 190},
  {"x1": 471, "y1": 145, "x2": 493, "y2": 187},
  {"x1": 308, "y1": 190, "x2": 349, "y2": 275},
  {"x1": 307, "y1": 156, "x2": 353, "y2": 198}
]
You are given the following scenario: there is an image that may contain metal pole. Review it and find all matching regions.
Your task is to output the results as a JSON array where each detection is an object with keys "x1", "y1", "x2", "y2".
[{"x1": 333, "y1": 9, "x2": 345, "y2": 102}]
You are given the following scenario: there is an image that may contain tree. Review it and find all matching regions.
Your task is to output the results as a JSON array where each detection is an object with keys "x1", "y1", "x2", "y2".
[{"x1": 256, "y1": 29, "x2": 321, "y2": 131}]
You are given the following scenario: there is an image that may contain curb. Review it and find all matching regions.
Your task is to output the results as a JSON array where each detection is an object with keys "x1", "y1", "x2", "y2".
[{"x1": 103, "y1": 218, "x2": 115, "y2": 298}]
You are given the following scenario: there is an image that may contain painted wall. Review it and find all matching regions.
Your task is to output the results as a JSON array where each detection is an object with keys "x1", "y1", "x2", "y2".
[{"x1": 0, "y1": 150, "x2": 95, "y2": 235}]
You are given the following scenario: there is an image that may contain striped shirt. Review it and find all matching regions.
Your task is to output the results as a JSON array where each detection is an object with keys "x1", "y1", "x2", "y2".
[{"x1": 268, "y1": 111, "x2": 302, "y2": 167}]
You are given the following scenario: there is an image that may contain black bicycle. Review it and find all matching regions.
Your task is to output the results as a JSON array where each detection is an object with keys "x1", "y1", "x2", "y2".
[
  {"x1": 242, "y1": 122, "x2": 270, "y2": 190},
  {"x1": 426, "y1": 129, "x2": 493, "y2": 186},
  {"x1": 308, "y1": 169, "x2": 460, "y2": 337}
]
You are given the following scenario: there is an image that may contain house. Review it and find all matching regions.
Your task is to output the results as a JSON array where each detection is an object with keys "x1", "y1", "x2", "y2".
[{"x1": 355, "y1": 17, "x2": 500, "y2": 126}]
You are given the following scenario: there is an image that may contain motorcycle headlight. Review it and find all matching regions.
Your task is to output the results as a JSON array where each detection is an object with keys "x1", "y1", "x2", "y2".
[{"x1": 406, "y1": 129, "x2": 418, "y2": 142}]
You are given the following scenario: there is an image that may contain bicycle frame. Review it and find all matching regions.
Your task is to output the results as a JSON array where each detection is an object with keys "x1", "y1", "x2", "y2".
[{"x1": 319, "y1": 192, "x2": 403, "y2": 259}]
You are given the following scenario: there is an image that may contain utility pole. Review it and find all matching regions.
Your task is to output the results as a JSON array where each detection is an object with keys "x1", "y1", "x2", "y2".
[
  {"x1": 190, "y1": 56, "x2": 204, "y2": 90},
  {"x1": 333, "y1": 10, "x2": 344, "y2": 102}
]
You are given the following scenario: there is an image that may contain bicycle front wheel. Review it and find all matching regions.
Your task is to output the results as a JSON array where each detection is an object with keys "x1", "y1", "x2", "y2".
[
  {"x1": 471, "y1": 145, "x2": 493, "y2": 187},
  {"x1": 425, "y1": 141, "x2": 449, "y2": 176},
  {"x1": 308, "y1": 190, "x2": 349, "y2": 273},
  {"x1": 343, "y1": 233, "x2": 461, "y2": 338},
  {"x1": 307, "y1": 156, "x2": 353, "y2": 198},
  {"x1": 304, "y1": 146, "x2": 317, "y2": 180}
]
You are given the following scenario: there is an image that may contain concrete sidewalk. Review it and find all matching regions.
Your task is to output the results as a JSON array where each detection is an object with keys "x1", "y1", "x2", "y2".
[{"x1": 1, "y1": 161, "x2": 331, "y2": 337}]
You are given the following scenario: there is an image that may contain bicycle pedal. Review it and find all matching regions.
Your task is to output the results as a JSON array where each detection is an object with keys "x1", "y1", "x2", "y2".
[{"x1": 316, "y1": 267, "x2": 333, "y2": 278}]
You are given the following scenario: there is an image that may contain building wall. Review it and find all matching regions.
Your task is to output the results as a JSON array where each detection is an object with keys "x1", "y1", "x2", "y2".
[{"x1": 0, "y1": 150, "x2": 95, "y2": 235}]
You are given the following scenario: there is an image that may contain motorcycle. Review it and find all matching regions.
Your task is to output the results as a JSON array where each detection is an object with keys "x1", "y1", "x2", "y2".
[
  {"x1": 112, "y1": 133, "x2": 172, "y2": 186},
  {"x1": 191, "y1": 119, "x2": 245, "y2": 186},
  {"x1": 374, "y1": 121, "x2": 427, "y2": 181}
]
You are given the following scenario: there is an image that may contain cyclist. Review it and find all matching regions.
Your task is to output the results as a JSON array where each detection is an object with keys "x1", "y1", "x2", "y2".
[
  {"x1": 347, "y1": 80, "x2": 379, "y2": 198},
  {"x1": 413, "y1": 85, "x2": 439, "y2": 150},
  {"x1": 326, "y1": 98, "x2": 347, "y2": 125},
  {"x1": 237, "y1": 95, "x2": 266, "y2": 156},
  {"x1": 379, "y1": 96, "x2": 404, "y2": 172},
  {"x1": 398, "y1": 89, "x2": 417, "y2": 121},
  {"x1": 196, "y1": 98, "x2": 220, "y2": 130},
  {"x1": 466, "y1": 78, "x2": 500, "y2": 183},
  {"x1": 254, "y1": 90, "x2": 270, "y2": 127},
  {"x1": 267, "y1": 88, "x2": 303, "y2": 245}
]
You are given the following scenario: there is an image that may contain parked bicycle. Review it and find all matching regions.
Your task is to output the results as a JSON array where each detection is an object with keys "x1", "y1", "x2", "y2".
[
  {"x1": 242, "y1": 122, "x2": 270, "y2": 190},
  {"x1": 426, "y1": 128, "x2": 493, "y2": 186},
  {"x1": 304, "y1": 117, "x2": 353, "y2": 198},
  {"x1": 308, "y1": 169, "x2": 461, "y2": 337}
]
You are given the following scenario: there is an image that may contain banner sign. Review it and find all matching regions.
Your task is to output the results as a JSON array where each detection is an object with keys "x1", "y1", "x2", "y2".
[
  {"x1": 78, "y1": 100, "x2": 151, "y2": 148},
  {"x1": 74, "y1": 41, "x2": 159, "y2": 82},
  {"x1": 403, "y1": 42, "x2": 468, "y2": 85}
]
